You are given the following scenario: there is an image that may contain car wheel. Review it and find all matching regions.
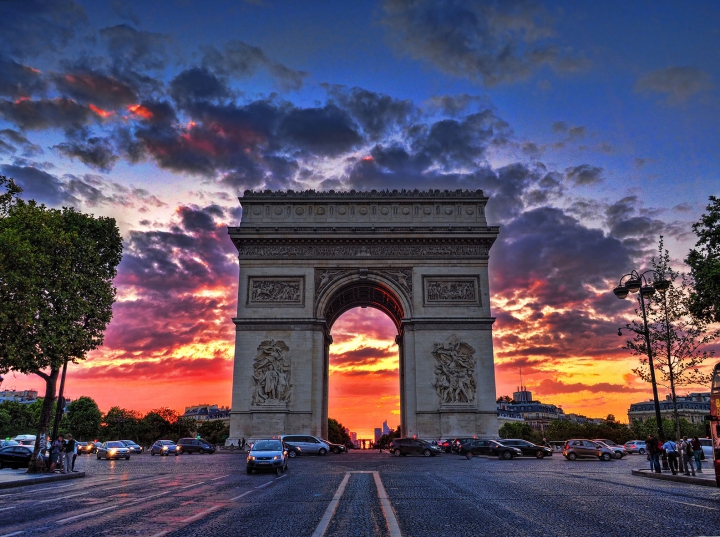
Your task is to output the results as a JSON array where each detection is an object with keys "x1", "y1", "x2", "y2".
[
  {"x1": 536, "y1": 451, "x2": 545, "y2": 459},
  {"x1": 465, "y1": 452, "x2": 473, "y2": 460},
  {"x1": 0, "y1": 462, "x2": 4, "y2": 469},
  {"x1": 288, "y1": 451, "x2": 296, "y2": 458},
  {"x1": 97, "y1": 454, "x2": 101, "y2": 460},
  {"x1": 247, "y1": 467, "x2": 252, "y2": 474},
  {"x1": 502, "y1": 451, "x2": 513, "y2": 460},
  {"x1": 639, "y1": 449, "x2": 646, "y2": 455},
  {"x1": 423, "y1": 449, "x2": 431, "y2": 457},
  {"x1": 276, "y1": 466, "x2": 283, "y2": 475},
  {"x1": 151, "y1": 451, "x2": 155, "y2": 456},
  {"x1": 333, "y1": 447, "x2": 340, "y2": 454},
  {"x1": 175, "y1": 452, "x2": 179, "y2": 456},
  {"x1": 393, "y1": 450, "x2": 401, "y2": 457},
  {"x1": 199, "y1": 449, "x2": 204, "y2": 454},
  {"x1": 125, "y1": 456, "x2": 130, "y2": 460},
  {"x1": 614, "y1": 452, "x2": 623, "y2": 459},
  {"x1": 601, "y1": 453, "x2": 611, "y2": 461},
  {"x1": 567, "y1": 452, "x2": 577, "y2": 461},
  {"x1": 318, "y1": 448, "x2": 327, "y2": 456}
]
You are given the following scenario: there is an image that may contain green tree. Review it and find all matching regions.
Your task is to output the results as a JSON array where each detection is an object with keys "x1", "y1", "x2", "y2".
[
  {"x1": 686, "y1": 196, "x2": 720, "y2": 323},
  {"x1": 327, "y1": 418, "x2": 351, "y2": 445},
  {"x1": 0, "y1": 179, "x2": 123, "y2": 471},
  {"x1": 498, "y1": 421, "x2": 537, "y2": 441},
  {"x1": 377, "y1": 425, "x2": 401, "y2": 448},
  {"x1": 625, "y1": 238, "x2": 717, "y2": 442},
  {"x1": 67, "y1": 396, "x2": 101, "y2": 441},
  {"x1": 0, "y1": 401, "x2": 36, "y2": 438},
  {"x1": 101, "y1": 407, "x2": 141, "y2": 441},
  {"x1": 197, "y1": 420, "x2": 229, "y2": 445}
]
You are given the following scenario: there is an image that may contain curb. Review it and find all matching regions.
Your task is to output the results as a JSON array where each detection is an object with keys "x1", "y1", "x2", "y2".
[
  {"x1": 0, "y1": 471, "x2": 85, "y2": 489},
  {"x1": 631, "y1": 469, "x2": 717, "y2": 488}
]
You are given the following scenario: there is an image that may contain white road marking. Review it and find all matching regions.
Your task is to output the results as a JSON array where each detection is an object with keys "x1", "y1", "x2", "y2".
[
  {"x1": 56, "y1": 505, "x2": 117, "y2": 524},
  {"x1": 666, "y1": 499, "x2": 718, "y2": 510},
  {"x1": 180, "y1": 505, "x2": 222, "y2": 523},
  {"x1": 37, "y1": 491, "x2": 90, "y2": 503},
  {"x1": 373, "y1": 472, "x2": 402, "y2": 537},
  {"x1": 228, "y1": 490, "x2": 252, "y2": 501},
  {"x1": 255, "y1": 481, "x2": 274, "y2": 489},
  {"x1": 0, "y1": 506, "x2": 17, "y2": 512},
  {"x1": 0, "y1": 531, "x2": 24, "y2": 537},
  {"x1": 209, "y1": 474, "x2": 230, "y2": 481},
  {"x1": 310, "y1": 472, "x2": 351, "y2": 537},
  {"x1": 178, "y1": 481, "x2": 206, "y2": 489}
]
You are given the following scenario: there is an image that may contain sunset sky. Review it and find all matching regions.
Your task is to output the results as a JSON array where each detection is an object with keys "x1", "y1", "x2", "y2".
[{"x1": 0, "y1": 1, "x2": 718, "y2": 439}]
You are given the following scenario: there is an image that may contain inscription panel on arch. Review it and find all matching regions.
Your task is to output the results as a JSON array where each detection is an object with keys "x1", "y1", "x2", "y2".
[
  {"x1": 247, "y1": 276, "x2": 305, "y2": 307},
  {"x1": 423, "y1": 275, "x2": 481, "y2": 306}
]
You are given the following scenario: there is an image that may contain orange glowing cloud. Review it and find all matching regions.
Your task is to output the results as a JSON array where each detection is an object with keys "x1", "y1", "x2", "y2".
[
  {"x1": 89, "y1": 104, "x2": 114, "y2": 118},
  {"x1": 128, "y1": 104, "x2": 153, "y2": 119}
]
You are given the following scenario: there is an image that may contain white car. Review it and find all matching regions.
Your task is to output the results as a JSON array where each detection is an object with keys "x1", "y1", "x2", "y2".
[{"x1": 698, "y1": 438, "x2": 714, "y2": 461}]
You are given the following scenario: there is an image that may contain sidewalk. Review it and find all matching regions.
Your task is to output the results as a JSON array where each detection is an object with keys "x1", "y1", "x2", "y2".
[
  {"x1": 0, "y1": 469, "x2": 85, "y2": 489},
  {"x1": 632, "y1": 467, "x2": 718, "y2": 487}
]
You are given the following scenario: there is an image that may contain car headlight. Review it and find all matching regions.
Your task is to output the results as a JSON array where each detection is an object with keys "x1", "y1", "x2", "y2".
[
  {"x1": 273, "y1": 455, "x2": 280, "y2": 460},
  {"x1": 108, "y1": 449, "x2": 116, "y2": 455},
  {"x1": 248, "y1": 456, "x2": 255, "y2": 461},
  {"x1": 162, "y1": 446, "x2": 168, "y2": 450}
]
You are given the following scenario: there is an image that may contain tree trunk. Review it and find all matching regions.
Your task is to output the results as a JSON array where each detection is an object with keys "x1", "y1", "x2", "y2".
[{"x1": 28, "y1": 367, "x2": 59, "y2": 474}]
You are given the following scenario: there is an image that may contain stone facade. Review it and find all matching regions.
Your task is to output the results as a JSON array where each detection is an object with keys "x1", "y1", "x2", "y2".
[{"x1": 227, "y1": 189, "x2": 500, "y2": 443}]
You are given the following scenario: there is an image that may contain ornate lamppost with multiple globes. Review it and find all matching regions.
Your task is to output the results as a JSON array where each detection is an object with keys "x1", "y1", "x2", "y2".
[{"x1": 613, "y1": 269, "x2": 670, "y2": 441}]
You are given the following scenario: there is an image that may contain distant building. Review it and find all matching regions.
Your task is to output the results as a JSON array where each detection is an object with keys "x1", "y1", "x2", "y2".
[
  {"x1": 182, "y1": 404, "x2": 231, "y2": 423},
  {"x1": 0, "y1": 389, "x2": 38, "y2": 405},
  {"x1": 374, "y1": 428, "x2": 382, "y2": 442},
  {"x1": 497, "y1": 387, "x2": 565, "y2": 431},
  {"x1": 628, "y1": 393, "x2": 710, "y2": 425},
  {"x1": 382, "y1": 420, "x2": 390, "y2": 436},
  {"x1": 351, "y1": 432, "x2": 357, "y2": 443}
]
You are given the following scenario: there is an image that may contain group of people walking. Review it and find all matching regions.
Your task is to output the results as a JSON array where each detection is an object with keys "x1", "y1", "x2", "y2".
[
  {"x1": 40, "y1": 433, "x2": 79, "y2": 474},
  {"x1": 646, "y1": 434, "x2": 703, "y2": 476}
]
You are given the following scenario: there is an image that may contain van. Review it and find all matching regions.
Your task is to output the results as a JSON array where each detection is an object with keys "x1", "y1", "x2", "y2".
[
  {"x1": 13, "y1": 434, "x2": 36, "y2": 446},
  {"x1": 280, "y1": 435, "x2": 329, "y2": 455},
  {"x1": 177, "y1": 437, "x2": 216, "y2": 454}
]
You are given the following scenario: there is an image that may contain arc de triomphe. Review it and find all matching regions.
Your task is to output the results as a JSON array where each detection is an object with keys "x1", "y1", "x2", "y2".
[{"x1": 227, "y1": 189, "x2": 499, "y2": 443}]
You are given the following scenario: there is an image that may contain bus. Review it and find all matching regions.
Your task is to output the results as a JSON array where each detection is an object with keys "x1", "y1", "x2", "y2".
[{"x1": 710, "y1": 362, "x2": 720, "y2": 487}]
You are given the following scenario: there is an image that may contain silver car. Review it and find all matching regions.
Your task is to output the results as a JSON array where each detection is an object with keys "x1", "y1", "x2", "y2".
[
  {"x1": 624, "y1": 440, "x2": 647, "y2": 454},
  {"x1": 97, "y1": 441, "x2": 131, "y2": 460},
  {"x1": 280, "y1": 435, "x2": 330, "y2": 455},
  {"x1": 247, "y1": 439, "x2": 288, "y2": 475}
]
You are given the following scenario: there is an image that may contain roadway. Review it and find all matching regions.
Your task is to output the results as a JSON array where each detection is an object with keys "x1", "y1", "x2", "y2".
[{"x1": 0, "y1": 450, "x2": 719, "y2": 536}]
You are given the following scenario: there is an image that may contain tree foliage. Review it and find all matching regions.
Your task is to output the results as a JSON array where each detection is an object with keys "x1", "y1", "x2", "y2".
[
  {"x1": 67, "y1": 396, "x2": 101, "y2": 441},
  {"x1": 498, "y1": 421, "x2": 535, "y2": 440},
  {"x1": 197, "y1": 420, "x2": 229, "y2": 445},
  {"x1": 327, "y1": 418, "x2": 351, "y2": 445},
  {"x1": 686, "y1": 196, "x2": 720, "y2": 323},
  {"x1": 377, "y1": 425, "x2": 401, "y2": 447},
  {"x1": 0, "y1": 401, "x2": 36, "y2": 438}
]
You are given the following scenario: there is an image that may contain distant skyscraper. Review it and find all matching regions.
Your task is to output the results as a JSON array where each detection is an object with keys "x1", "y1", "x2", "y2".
[
  {"x1": 374, "y1": 428, "x2": 382, "y2": 442},
  {"x1": 351, "y1": 432, "x2": 357, "y2": 443},
  {"x1": 382, "y1": 420, "x2": 390, "y2": 435}
]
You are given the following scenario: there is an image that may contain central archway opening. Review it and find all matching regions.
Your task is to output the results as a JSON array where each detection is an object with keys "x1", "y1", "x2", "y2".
[{"x1": 329, "y1": 307, "x2": 399, "y2": 447}]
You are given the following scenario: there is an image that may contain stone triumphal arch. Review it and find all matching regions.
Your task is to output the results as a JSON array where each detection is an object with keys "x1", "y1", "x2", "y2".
[{"x1": 227, "y1": 189, "x2": 499, "y2": 443}]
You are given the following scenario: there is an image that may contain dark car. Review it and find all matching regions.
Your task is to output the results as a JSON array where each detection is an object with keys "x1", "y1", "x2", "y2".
[
  {"x1": 177, "y1": 437, "x2": 216, "y2": 454},
  {"x1": 451, "y1": 437, "x2": 476, "y2": 453},
  {"x1": 77, "y1": 441, "x2": 95, "y2": 454},
  {"x1": 247, "y1": 439, "x2": 288, "y2": 475},
  {"x1": 97, "y1": 441, "x2": 131, "y2": 460},
  {"x1": 322, "y1": 439, "x2": 346, "y2": 454},
  {"x1": 119, "y1": 440, "x2": 143, "y2": 454},
  {"x1": 0, "y1": 445, "x2": 33, "y2": 469},
  {"x1": 499, "y1": 438, "x2": 553, "y2": 458},
  {"x1": 283, "y1": 442, "x2": 303, "y2": 458},
  {"x1": 150, "y1": 440, "x2": 181, "y2": 456},
  {"x1": 390, "y1": 438, "x2": 443, "y2": 457},
  {"x1": 459, "y1": 439, "x2": 522, "y2": 460}
]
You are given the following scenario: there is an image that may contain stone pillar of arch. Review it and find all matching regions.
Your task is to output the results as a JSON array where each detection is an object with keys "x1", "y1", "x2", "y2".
[{"x1": 227, "y1": 189, "x2": 500, "y2": 444}]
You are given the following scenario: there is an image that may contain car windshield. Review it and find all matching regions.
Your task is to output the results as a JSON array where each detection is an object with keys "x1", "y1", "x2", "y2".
[
  {"x1": 122, "y1": 440, "x2": 138, "y2": 445},
  {"x1": 106, "y1": 441, "x2": 126, "y2": 448},
  {"x1": 160, "y1": 440, "x2": 174, "y2": 445},
  {"x1": 252, "y1": 440, "x2": 283, "y2": 451}
]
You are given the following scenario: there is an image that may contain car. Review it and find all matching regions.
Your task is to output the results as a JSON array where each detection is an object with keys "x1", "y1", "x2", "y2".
[
  {"x1": 698, "y1": 438, "x2": 713, "y2": 461},
  {"x1": 283, "y1": 442, "x2": 303, "y2": 458},
  {"x1": 593, "y1": 439, "x2": 627, "y2": 459},
  {"x1": 563, "y1": 439, "x2": 615, "y2": 461},
  {"x1": 150, "y1": 440, "x2": 181, "y2": 456},
  {"x1": 280, "y1": 435, "x2": 330, "y2": 455},
  {"x1": 0, "y1": 440, "x2": 19, "y2": 449},
  {"x1": 177, "y1": 437, "x2": 216, "y2": 454},
  {"x1": 120, "y1": 440, "x2": 144, "y2": 455},
  {"x1": 458, "y1": 439, "x2": 522, "y2": 460},
  {"x1": 321, "y1": 439, "x2": 346, "y2": 454},
  {"x1": 450, "y1": 437, "x2": 476, "y2": 453},
  {"x1": 437, "y1": 439, "x2": 453, "y2": 453},
  {"x1": 76, "y1": 441, "x2": 94, "y2": 454},
  {"x1": 624, "y1": 440, "x2": 647, "y2": 454},
  {"x1": 247, "y1": 439, "x2": 288, "y2": 475},
  {"x1": 96, "y1": 441, "x2": 131, "y2": 460},
  {"x1": 499, "y1": 438, "x2": 553, "y2": 458},
  {"x1": 0, "y1": 445, "x2": 33, "y2": 469},
  {"x1": 389, "y1": 438, "x2": 443, "y2": 457}
]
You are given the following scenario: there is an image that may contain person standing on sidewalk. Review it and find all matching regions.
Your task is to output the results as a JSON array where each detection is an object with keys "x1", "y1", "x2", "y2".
[
  {"x1": 662, "y1": 438, "x2": 679, "y2": 475},
  {"x1": 680, "y1": 436, "x2": 696, "y2": 476},
  {"x1": 50, "y1": 435, "x2": 62, "y2": 473},
  {"x1": 63, "y1": 434, "x2": 75, "y2": 474},
  {"x1": 647, "y1": 435, "x2": 661, "y2": 473},
  {"x1": 691, "y1": 436, "x2": 703, "y2": 472}
]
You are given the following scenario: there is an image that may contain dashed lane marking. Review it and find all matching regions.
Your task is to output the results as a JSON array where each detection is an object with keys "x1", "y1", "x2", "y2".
[
  {"x1": 0, "y1": 531, "x2": 24, "y2": 537},
  {"x1": 310, "y1": 473, "x2": 351, "y2": 537},
  {"x1": 373, "y1": 471, "x2": 402, "y2": 537},
  {"x1": 56, "y1": 505, "x2": 117, "y2": 524},
  {"x1": 209, "y1": 474, "x2": 230, "y2": 481},
  {"x1": 666, "y1": 499, "x2": 718, "y2": 511}
]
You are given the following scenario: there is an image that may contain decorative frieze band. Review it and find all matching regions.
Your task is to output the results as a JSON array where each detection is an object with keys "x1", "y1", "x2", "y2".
[{"x1": 238, "y1": 243, "x2": 489, "y2": 260}]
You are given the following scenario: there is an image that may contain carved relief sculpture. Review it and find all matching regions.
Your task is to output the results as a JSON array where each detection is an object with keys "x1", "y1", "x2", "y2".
[
  {"x1": 424, "y1": 276, "x2": 480, "y2": 305},
  {"x1": 248, "y1": 278, "x2": 303, "y2": 304},
  {"x1": 251, "y1": 340, "x2": 292, "y2": 406},
  {"x1": 432, "y1": 335, "x2": 476, "y2": 404}
]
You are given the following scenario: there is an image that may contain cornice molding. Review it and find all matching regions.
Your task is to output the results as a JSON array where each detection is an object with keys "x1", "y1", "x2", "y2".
[{"x1": 241, "y1": 188, "x2": 487, "y2": 200}]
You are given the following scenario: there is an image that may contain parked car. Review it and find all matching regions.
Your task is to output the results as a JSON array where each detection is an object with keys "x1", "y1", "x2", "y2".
[
  {"x1": 563, "y1": 439, "x2": 614, "y2": 461},
  {"x1": 0, "y1": 440, "x2": 19, "y2": 449},
  {"x1": 458, "y1": 439, "x2": 522, "y2": 460},
  {"x1": 120, "y1": 440, "x2": 144, "y2": 455},
  {"x1": 593, "y1": 439, "x2": 627, "y2": 459},
  {"x1": 438, "y1": 439, "x2": 453, "y2": 453},
  {"x1": 177, "y1": 437, "x2": 216, "y2": 454},
  {"x1": 624, "y1": 440, "x2": 647, "y2": 454},
  {"x1": 150, "y1": 440, "x2": 181, "y2": 456},
  {"x1": 0, "y1": 445, "x2": 33, "y2": 469},
  {"x1": 280, "y1": 435, "x2": 330, "y2": 455},
  {"x1": 390, "y1": 438, "x2": 442, "y2": 457},
  {"x1": 321, "y1": 439, "x2": 346, "y2": 454},
  {"x1": 96, "y1": 441, "x2": 131, "y2": 460},
  {"x1": 247, "y1": 439, "x2": 288, "y2": 475},
  {"x1": 283, "y1": 443, "x2": 303, "y2": 458},
  {"x1": 499, "y1": 438, "x2": 553, "y2": 458},
  {"x1": 450, "y1": 437, "x2": 476, "y2": 453},
  {"x1": 698, "y1": 438, "x2": 713, "y2": 461}
]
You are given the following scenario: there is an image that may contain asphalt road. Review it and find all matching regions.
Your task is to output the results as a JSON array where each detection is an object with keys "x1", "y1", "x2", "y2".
[{"x1": 1, "y1": 450, "x2": 719, "y2": 536}]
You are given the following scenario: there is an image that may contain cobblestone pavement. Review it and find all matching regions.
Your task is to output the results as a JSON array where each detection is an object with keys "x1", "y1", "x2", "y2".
[{"x1": 0, "y1": 451, "x2": 719, "y2": 536}]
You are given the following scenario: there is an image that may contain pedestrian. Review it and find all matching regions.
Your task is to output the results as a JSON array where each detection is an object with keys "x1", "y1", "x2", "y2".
[
  {"x1": 50, "y1": 435, "x2": 63, "y2": 473},
  {"x1": 241, "y1": 437, "x2": 246, "y2": 450},
  {"x1": 646, "y1": 435, "x2": 661, "y2": 473},
  {"x1": 63, "y1": 434, "x2": 76, "y2": 474},
  {"x1": 691, "y1": 436, "x2": 703, "y2": 472},
  {"x1": 378, "y1": 443, "x2": 383, "y2": 453},
  {"x1": 680, "y1": 436, "x2": 696, "y2": 476},
  {"x1": 71, "y1": 435, "x2": 78, "y2": 472},
  {"x1": 662, "y1": 438, "x2": 679, "y2": 475}
]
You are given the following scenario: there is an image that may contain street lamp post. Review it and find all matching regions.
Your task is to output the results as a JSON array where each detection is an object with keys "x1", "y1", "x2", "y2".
[{"x1": 613, "y1": 269, "x2": 670, "y2": 442}]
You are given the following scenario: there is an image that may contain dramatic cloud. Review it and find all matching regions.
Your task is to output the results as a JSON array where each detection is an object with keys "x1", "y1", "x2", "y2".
[
  {"x1": 565, "y1": 164, "x2": 603, "y2": 186},
  {"x1": 0, "y1": 163, "x2": 76, "y2": 206},
  {"x1": 55, "y1": 136, "x2": 119, "y2": 172},
  {"x1": 635, "y1": 66, "x2": 713, "y2": 103},
  {"x1": 383, "y1": 0, "x2": 587, "y2": 86}
]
